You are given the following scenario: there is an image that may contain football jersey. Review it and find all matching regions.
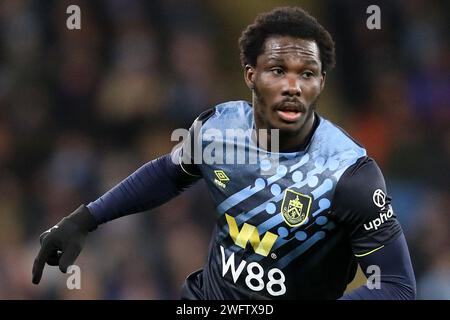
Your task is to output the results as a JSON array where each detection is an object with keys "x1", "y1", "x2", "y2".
[{"x1": 175, "y1": 100, "x2": 401, "y2": 299}]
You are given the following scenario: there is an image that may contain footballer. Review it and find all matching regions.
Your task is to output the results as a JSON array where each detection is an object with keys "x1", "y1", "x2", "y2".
[{"x1": 33, "y1": 7, "x2": 416, "y2": 300}]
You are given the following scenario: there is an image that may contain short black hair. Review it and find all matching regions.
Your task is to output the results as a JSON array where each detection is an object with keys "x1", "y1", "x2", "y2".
[{"x1": 239, "y1": 7, "x2": 336, "y2": 72}]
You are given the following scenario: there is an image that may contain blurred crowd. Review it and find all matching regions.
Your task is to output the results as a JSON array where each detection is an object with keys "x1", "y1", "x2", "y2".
[{"x1": 0, "y1": 0, "x2": 448, "y2": 299}]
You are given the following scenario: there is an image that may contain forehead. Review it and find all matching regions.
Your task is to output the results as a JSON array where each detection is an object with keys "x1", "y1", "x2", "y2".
[{"x1": 258, "y1": 36, "x2": 321, "y2": 64}]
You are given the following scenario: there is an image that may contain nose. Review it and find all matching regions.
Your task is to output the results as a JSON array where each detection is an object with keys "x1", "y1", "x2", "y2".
[{"x1": 282, "y1": 75, "x2": 301, "y2": 97}]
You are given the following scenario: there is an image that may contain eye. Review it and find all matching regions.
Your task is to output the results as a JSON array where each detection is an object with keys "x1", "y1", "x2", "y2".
[
  {"x1": 271, "y1": 68, "x2": 284, "y2": 76},
  {"x1": 302, "y1": 71, "x2": 314, "y2": 79}
]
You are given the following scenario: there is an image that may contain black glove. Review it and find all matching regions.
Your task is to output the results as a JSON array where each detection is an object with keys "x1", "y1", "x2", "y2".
[{"x1": 32, "y1": 205, "x2": 98, "y2": 285}]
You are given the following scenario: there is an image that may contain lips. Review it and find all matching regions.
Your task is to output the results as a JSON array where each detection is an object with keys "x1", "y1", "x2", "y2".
[
  {"x1": 275, "y1": 102, "x2": 303, "y2": 122},
  {"x1": 276, "y1": 110, "x2": 302, "y2": 122}
]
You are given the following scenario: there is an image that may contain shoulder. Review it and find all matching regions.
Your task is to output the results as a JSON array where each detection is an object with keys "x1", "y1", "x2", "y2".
[
  {"x1": 213, "y1": 100, "x2": 252, "y2": 114},
  {"x1": 198, "y1": 100, "x2": 253, "y2": 132},
  {"x1": 314, "y1": 116, "x2": 366, "y2": 157},
  {"x1": 192, "y1": 100, "x2": 252, "y2": 128},
  {"x1": 336, "y1": 157, "x2": 386, "y2": 198},
  {"x1": 332, "y1": 156, "x2": 402, "y2": 252},
  {"x1": 333, "y1": 156, "x2": 390, "y2": 220},
  {"x1": 309, "y1": 116, "x2": 367, "y2": 181}
]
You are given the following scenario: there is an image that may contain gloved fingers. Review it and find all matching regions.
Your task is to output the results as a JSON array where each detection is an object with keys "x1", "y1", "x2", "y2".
[
  {"x1": 39, "y1": 226, "x2": 59, "y2": 244},
  {"x1": 59, "y1": 243, "x2": 82, "y2": 273},
  {"x1": 46, "y1": 250, "x2": 62, "y2": 266},
  {"x1": 39, "y1": 232, "x2": 50, "y2": 245},
  {"x1": 32, "y1": 242, "x2": 54, "y2": 285}
]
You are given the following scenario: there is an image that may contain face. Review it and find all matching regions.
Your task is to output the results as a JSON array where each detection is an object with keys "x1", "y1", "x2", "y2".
[{"x1": 245, "y1": 36, "x2": 326, "y2": 138}]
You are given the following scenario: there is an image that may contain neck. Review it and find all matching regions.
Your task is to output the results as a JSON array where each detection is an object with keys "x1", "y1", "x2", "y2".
[{"x1": 255, "y1": 111, "x2": 316, "y2": 152}]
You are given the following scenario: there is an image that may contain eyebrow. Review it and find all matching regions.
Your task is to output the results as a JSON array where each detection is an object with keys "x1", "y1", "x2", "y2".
[{"x1": 266, "y1": 57, "x2": 320, "y2": 67}]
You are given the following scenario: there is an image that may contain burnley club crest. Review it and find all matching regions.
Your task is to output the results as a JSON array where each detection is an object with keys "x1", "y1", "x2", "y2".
[{"x1": 281, "y1": 189, "x2": 312, "y2": 227}]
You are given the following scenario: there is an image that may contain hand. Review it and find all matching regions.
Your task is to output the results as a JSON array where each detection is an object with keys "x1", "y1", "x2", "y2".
[{"x1": 32, "y1": 205, "x2": 97, "y2": 284}]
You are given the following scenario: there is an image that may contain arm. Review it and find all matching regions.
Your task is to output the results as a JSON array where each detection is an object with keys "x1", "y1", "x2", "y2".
[
  {"x1": 32, "y1": 109, "x2": 215, "y2": 284},
  {"x1": 340, "y1": 232, "x2": 416, "y2": 299},
  {"x1": 32, "y1": 153, "x2": 199, "y2": 284},
  {"x1": 86, "y1": 108, "x2": 217, "y2": 223},
  {"x1": 87, "y1": 153, "x2": 199, "y2": 224},
  {"x1": 333, "y1": 157, "x2": 416, "y2": 300}
]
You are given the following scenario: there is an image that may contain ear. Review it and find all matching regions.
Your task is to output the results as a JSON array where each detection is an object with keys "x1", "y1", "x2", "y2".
[
  {"x1": 244, "y1": 65, "x2": 256, "y2": 90},
  {"x1": 320, "y1": 71, "x2": 327, "y2": 91}
]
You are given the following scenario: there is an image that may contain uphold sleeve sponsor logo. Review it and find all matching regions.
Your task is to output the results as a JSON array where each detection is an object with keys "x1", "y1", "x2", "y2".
[
  {"x1": 364, "y1": 189, "x2": 394, "y2": 231},
  {"x1": 363, "y1": 207, "x2": 394, "y2": 231},
  {"x1": 372, "y1": 189, "x2": 386, "y2": 208}
]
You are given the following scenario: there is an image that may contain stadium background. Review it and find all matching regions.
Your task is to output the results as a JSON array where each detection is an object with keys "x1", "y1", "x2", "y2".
[{"x1": 0, "y1": 0, "x2": 448, "y2": 299}]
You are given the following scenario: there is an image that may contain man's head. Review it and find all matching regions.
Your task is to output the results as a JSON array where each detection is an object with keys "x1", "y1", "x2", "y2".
[{"x1": 239, "y1": 7, "x2": 335, "y2": 145}]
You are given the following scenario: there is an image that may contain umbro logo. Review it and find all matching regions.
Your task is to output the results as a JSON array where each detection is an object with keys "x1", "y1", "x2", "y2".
[{"x1": 214, "y1": 170, "x2": 229, "y2": 188}]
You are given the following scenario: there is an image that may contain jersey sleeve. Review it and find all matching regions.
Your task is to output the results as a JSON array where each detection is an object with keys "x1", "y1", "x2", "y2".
[
  {"x1": 87, "y1": 153, "x2": 200, "y2": 224},
  {"x1": 87, "y1": 109, "x2": 216, "y2": 224},
  {"x1": 340, "y1": 232, "x2": 416, "y2": 300},
  {"x1": 171, "y1": 107, "x2": 216, "y2": 177},
  {"x1": 332, "y1": 157, "x2": 402, "y2": 256}
]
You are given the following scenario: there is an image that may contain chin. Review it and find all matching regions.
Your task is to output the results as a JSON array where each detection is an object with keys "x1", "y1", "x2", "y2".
[{"x1": 272, "y1": 119, "x2": 305, "y2": 133}]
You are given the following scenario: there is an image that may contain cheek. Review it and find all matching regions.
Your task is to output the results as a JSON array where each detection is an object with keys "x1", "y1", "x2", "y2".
[
  {"x1": 256, "y1": 76, "x2": 280, "y2": 98},
  {"x1": 302, "y1": 81, "x2": 322, "y2": 99}
]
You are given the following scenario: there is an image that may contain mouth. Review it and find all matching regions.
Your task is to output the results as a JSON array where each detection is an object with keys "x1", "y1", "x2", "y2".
[{"x1": 275, "y1": 102, "x2": 303, "y2": 122}]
